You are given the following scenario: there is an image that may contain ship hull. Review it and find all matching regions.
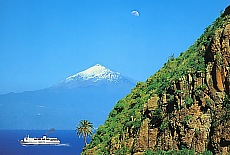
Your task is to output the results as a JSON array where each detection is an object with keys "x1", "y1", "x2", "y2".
[{"x1": 20, "y1": 140, "x2": 60, "y2": 145}]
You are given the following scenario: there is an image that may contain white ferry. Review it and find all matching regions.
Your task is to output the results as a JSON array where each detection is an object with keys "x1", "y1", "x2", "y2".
[{"x1": 20, "y1": 135, "x2": 60, "y2": 145}]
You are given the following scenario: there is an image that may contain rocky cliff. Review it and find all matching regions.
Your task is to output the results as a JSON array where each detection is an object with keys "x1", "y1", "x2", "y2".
[{"x1": 82, "y1": 7, "x2": 230, "y2": 155}]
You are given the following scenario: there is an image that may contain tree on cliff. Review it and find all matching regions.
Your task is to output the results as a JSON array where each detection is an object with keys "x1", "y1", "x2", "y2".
[{"x1": 76, "y1": 120, "x2": 94, "y2": 146}]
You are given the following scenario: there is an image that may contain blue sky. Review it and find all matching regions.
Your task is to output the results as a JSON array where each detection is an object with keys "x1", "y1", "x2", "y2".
[{"x1": 0, "y1": 0, "x2": 229, "y2": 94}]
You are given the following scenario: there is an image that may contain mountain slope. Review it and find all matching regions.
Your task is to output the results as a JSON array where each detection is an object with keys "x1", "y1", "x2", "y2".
[
  {"x1": 82, "y1": 7, "x2": 230, "y2": 155},
  {"x1": 0, "y1": 64, "x2": 135, "y2": 129}
]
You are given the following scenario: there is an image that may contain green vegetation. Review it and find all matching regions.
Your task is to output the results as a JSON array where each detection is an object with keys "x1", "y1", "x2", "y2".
[
  {"x1": 76, "y1": 120, "x2": 94, "y2": 146},
  {"x1": 153, "y1": 107, "x2": 163, "y2": 119},
  {"x1": 159, "y1": 119, "x2": 169, "y2": 131},
  {"x1": 181, "y1": 115, "x2": 193, "y2": 125},
  {"x1": 220, "y1": 95, "x2": 230, "y2": 123},
  {"x1": 195, "y1": 128, "x2": 199, "y2": 135},
  {"x1": 143, "y1": 149, "x2": 154, "y2": 155},
  {"x1": 205, "y1": 98, "x2": 211, "y2": 107},
  {"x1": 195, "y1": 84, "x2": 207, "y2": 97},
  {"x1": 185, "y1": 97, "x2": 193, "y2": 107},
  {"x1": 202, "y1": 150, "x2": 213, "y2": 155},
  {"x1": 143, "y1": 149, "x2": 212, "y2": 155}
]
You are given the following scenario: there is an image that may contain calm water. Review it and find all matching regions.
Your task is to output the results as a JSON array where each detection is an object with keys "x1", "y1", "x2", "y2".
[{"x1": 0, "y1": 130, "x2": 89, "y2": 155}]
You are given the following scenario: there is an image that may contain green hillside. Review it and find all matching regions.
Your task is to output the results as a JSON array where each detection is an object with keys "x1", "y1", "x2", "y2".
[{"x1": 82, "y1": 6, "x2": 230, "y2": 155}]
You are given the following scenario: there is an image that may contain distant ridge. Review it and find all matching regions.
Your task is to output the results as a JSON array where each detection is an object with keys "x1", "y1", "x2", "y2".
[{"x1": 0, "y1": 64, "x2": 136, "y2": 129}]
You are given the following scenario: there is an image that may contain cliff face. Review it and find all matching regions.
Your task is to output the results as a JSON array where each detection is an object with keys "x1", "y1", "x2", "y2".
[{"x1": 82, "y1": 8, "x2": 230, "y2": 155}]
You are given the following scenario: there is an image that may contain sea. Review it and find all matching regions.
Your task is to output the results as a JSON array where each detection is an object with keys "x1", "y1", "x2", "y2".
[{"x1": 0, "y1": 130, "x2": 89, "y2": 155}]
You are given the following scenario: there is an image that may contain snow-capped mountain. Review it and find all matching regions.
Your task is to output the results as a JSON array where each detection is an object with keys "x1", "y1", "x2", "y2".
[{"x1": 56, "y1": 64, "x2": 134, "y2": 88}]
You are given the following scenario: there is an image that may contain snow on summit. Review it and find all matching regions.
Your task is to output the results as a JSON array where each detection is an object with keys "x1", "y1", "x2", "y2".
[
  {"x1": 64, "y1": 64, "x2": 121, "y2": 83},
  {"x1": 54, "y1": 64, "x2": 135, "y2": 88}
]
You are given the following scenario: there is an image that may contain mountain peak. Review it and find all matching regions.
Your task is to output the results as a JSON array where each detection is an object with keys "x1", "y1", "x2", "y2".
[
  {"x1": 78, "y1": 64, "x2": 114, "y2": 78},
  {"x1": 65, "y1": 64, "x2": 120, "y2": 83},
  {"x1": 52, "y1": 64, "x2": 136, "y2": 89}
]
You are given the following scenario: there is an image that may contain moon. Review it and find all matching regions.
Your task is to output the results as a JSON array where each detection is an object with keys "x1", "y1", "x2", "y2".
[{"x1": 131, "y1": 10, "x2": 140, "y2": 17}]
